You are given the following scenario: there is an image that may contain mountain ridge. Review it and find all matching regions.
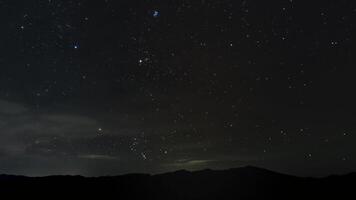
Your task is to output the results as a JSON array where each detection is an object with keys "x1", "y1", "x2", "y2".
[
  {"x1": 0, "y1": 166, "x2": 354, "y2": 199},
  {"x1": 0, "y1": 165, "x2": 346, "y2": 178}
]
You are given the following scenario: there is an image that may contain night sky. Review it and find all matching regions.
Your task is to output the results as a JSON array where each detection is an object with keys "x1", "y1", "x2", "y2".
[{"x1": 0, "y1": 0, "x2": 356, "y2": 177}]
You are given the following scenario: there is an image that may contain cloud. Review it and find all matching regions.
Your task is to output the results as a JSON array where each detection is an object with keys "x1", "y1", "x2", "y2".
[
  {"x1": 0, "y1": 100, "x2": 28, "y2": 115},
  {"x1": 38, "y1": 114, "x2": 100, "y2": 137},
  {"x1": 168, "y1": 159, "x2": 218, "y2": 167},
  {"x1": 43, "y1": 114, "x2": 97, "y2": 126},
  {"x1": 78, "y1": 154, "x2": 118, "y2": 160},
  {"x1": 0, "y1": 100, "x2": 104, "y2": 160},
  {"x1": 0, "y1": 113, "x2": 100, "y2": 139}
]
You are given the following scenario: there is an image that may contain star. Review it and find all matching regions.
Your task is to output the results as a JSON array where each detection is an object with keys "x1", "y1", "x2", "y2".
[
  {"x1": 141, "y1": 152, "x2": 147, "y2": 160},
  {"x1": 153, "y1": 10, "x2": 160, "y2": 18}
]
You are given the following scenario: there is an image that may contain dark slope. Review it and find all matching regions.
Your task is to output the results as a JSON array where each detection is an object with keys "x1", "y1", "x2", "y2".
[{"x1": 0, "y1": 166, "x2": 354, "y2": 199}]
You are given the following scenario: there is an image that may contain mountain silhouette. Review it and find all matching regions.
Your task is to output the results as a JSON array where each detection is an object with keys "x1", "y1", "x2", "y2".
[{"x1": 0, "y1": 166, "x2": 354, "y2": 199}]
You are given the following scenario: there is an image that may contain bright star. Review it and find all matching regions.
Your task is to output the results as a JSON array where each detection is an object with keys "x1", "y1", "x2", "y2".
[{"x1": 153, "y1": 10, "x2": 159, "y2": 18}]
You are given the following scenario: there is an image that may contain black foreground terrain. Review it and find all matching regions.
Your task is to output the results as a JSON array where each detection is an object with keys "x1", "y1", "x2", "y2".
[{"x1": 0, "y1": 166, "x2": 354, "y2": 199}]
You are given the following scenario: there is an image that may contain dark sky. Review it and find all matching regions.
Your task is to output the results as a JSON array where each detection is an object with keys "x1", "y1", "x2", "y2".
[{"x1": 0, "y1": 0, "x2": 355, "y2": 177}]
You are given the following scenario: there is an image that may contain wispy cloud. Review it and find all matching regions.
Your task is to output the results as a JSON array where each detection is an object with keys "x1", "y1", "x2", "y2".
[
  {"x1": 0, "y1": 100, "x2": 28, "y2": 115},
  {"x1": 78, "y1": 154, "x2": 118, "y2": 160}
]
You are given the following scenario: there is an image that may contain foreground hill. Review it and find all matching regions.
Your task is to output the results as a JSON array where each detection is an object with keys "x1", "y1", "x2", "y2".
[{"x1": 0, "y1": 166, "x2": 354, "y2": 199}]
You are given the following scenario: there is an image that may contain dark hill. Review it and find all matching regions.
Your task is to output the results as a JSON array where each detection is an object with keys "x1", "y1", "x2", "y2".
[{"x1": 0, "y1": 166, "x2": 354, "y2": 199}]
